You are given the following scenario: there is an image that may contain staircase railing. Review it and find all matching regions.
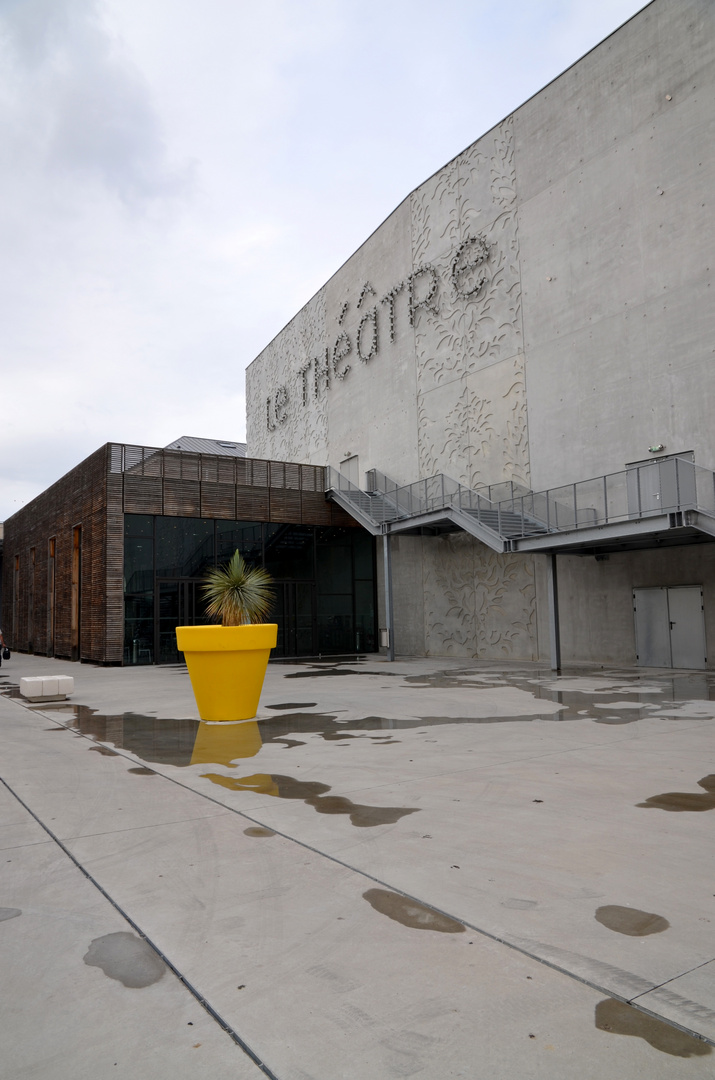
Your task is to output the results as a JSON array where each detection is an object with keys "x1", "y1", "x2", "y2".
[
  {"x1": 495, "y1": 456, "x2": 715, "y2": 537},
  {"x1": 328, "y1": 467, "x2": 544, "y2": 535},
  {"x1": 329, "y1": 457, "x2": 715, "y2": 542}
]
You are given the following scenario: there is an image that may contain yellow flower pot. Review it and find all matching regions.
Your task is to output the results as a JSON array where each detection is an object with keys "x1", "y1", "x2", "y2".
[{"x1": 176, "y1": 624, "x2": 278, "y2": 722}]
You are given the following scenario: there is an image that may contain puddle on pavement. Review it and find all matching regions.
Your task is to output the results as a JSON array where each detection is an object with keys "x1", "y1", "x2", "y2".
[
  {"x1": 21, "y1": 703, "x2": 418, "y2": 768},
  {"x1": 83, "y1": 932, "x2": 166, "y2": 988},
  {"x1": 362, "y1": 888, "x2": 465, "y2": 932},
  {"x1": 0, "y1": 907, "x2": 21, "y2": 922},
  {"x1": 202, "y1": 772, "x2": 419, "y2": 827},
  {"x1": 595, "y1": 905, "x2": 669, "y2": 936},
  {"x1": 637, "y1": 774, "x2": 715, "y2": 812},
  {"x1": 276, "y1": 665, "x2": 715, "y2": 726},
  {"x1": 595, "y1": 998, "x2": 712, "y2": 1057},
  {"x1": 6, "y1": 667, "x2": 715, "y2": 778},
  {"x1": 404, "y1": 670, "x2": 508, "y2": 691},
  {"x1": 0, "y1": 680, "x2": 23, "y2": 699},
  {"x1": 265, "y1": 702, "x2": 317, "y2": 709},
  {"x1": 128, "y1": 766, "x2": 156, "y2": 775},
  {"x1": 244, "y1": 826, "x2": 275, "y2": 837},
  {"x1": 285, "y1": 668, "x2": 377, "y2": 679}
]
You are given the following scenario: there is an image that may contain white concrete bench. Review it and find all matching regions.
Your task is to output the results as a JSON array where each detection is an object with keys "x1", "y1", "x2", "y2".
[{"x1": 19, "y1": 676, "x2": 74, "y2": 702}]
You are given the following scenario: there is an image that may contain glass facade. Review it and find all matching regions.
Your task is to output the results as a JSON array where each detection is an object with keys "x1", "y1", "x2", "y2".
[{"x1": 123, "y1": 515, "x2": 376, "y2": 664}]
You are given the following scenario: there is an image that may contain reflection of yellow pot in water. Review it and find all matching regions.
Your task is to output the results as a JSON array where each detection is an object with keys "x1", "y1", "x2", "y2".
[
  {"x1": 176, "y1": 624, "x2": 277, "y2": 722},
  {"x1": 190, "y1": 719, "x2": 263, "y2": 766},
  {"x1": 203, "y1": 772, "x2": 280, "y2": 797}
]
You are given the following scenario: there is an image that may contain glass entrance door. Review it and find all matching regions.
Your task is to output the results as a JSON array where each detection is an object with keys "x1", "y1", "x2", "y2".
[
  {"x1": 273, "y1": 581, "x2": 316, "y2": 657},
  {"x1": 157, "y1": 579, "x2": 211, "y2": 663}
]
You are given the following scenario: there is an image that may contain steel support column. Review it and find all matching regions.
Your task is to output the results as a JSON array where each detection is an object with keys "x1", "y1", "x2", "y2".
[
  {"x1": 546, "y1": 553, "x2": 561, "y2": 673},
  {"x1": 382, "y1": 532, "x2": 395, "y2": 662}
]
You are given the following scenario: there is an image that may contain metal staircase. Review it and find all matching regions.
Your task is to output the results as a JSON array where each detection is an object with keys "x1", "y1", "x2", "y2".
[
  {"x1": 326, "y1": 468, "x2": 549, "y2": 552},
  {"x1": 326, "y1": 456, "x2": 715, "y2": 555}
]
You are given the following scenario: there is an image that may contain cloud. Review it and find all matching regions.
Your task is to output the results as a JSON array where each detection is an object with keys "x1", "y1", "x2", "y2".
[
  {"x1": 0, "y1": 0, "x2": 649, "y2": 521},
  {"x1": 0, "y1": 0, "x2": 192, "y2": 204}
]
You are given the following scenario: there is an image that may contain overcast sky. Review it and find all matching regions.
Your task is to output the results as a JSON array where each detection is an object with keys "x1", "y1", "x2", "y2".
[{"x1": 0, "y1": 0, "x2": 648, "y2": 521}]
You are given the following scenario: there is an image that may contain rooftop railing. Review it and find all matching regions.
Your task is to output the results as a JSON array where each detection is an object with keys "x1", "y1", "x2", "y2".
[{"x1": 109, "y1": 443, "x2": 326, "y2": 491}]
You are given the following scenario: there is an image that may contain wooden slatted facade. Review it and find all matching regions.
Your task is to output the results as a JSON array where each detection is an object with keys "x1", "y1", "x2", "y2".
[{"x1": 2, "y1": 443, "x2": 355, "y2": 664}]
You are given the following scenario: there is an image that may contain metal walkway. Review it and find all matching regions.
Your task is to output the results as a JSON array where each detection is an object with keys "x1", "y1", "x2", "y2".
[
  {"x1": 326, "y1": 458, "x2": 715, "y2": 556},
  {"x1": 327, "y1": 457, "x2": 715, "y2": 668}
]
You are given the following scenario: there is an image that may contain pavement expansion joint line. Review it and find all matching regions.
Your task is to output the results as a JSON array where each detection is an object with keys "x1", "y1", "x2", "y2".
[
  {"x1": 59, "y1": 814, "x2": 235, "y2": 842},
  {"x1": 0, "y1": 774, "x2": 282, "y2": 1080},
  {"x1": 631, "y1": 956, "x2": 715, "y2": 997},
  {"x1": 10, "y1": 707, "x2": 715, "y2": 1050}
]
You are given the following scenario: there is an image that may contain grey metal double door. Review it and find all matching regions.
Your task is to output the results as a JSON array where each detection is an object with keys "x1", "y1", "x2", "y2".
[
  {"x1": 626, "y1": 454, "x2": 696, "y2": 516},
  {"x1": 633, "y1": 586, "x2": 707, "y2": 669}
]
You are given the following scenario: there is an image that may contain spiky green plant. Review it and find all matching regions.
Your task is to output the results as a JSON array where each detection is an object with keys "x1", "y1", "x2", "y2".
[{"x1": 202, "y1": 550, "x2": 274, "y2": 626}]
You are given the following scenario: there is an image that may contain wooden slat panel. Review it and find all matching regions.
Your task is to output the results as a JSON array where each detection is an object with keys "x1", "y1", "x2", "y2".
[
  {"x1": 235, "y1": 486, "x2": 269, "y2": 520},
  {"x1": 163, "y1": 451, "x2": 199, "y2": 481},
  {"x1": 330, "y1": 502, "x2": 360, "y2": 527},
  {"x1": 269, "y1": 489, "x2": 302, "y2": 522},
  {"x1": 163, "y1": 479, "x2": 201, "y2": 515},
  {"x1": 249, "y1": 459, "x2": 269, "y2": 487},
  {"x1": 200, "y1": 458, "x2": 218, "y2": 483},
  {"x1": 123, "y1": 476, "x2": 163, "y2": 514},
  {"x1": 300, "y1": 491, "x2": 333, "y2": 524},
  {"x1": 1, "y1": 444, "x2": 113, "y2": 663},
  {"x1": 284, "y1": 463, "x2": 302, "y2": 490},
  {"x1": 105, "y1": 506, "x2": 124, "y2": 663},
  {"x1": 217, "y1": 458, "x2": 237, "y2": 485},
  {"x1": 300, "y1": 464, "x2": 324, "y2": 492},
  {"x1": 200, "y1": 484, "x2": 236, "y2": 518}
]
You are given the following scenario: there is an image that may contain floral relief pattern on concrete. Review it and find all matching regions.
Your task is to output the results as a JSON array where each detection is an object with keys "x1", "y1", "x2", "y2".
[
  {"x1": 490, "y1": 119, "x2": 517, "y2": 211},
  {"x1": 414, "y1": 207, "x2": 523, "y2": 396},
  {"x1": 411, "y1": 160, "x2": 465, "y2": 268},
  {"x1": 417, "y1": 380, "x2": 497, "y2": 485},
  {"x1": 423, "y1": 535, "x2": 536, "y2": 659},
  {"x1": 411, "y1": 119, "x2": 522, "y2": 395},
  {"x1": 467, "y1": 354, "x2": 530, "y2": 490},
  {"x1": 409, "y1": 120, "x2": 528, "y2": 490},
  {"x1": 423, "y1": 534, "x2": 477, "y2": 656},
  {"x1": 246, "y1": 291, "x2": 328, "y2": 461}
]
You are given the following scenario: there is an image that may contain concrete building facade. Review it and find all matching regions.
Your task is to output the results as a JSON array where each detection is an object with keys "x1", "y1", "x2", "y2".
[{"x1": 245, "y1": 0, "x2": 715, "y2": 669}]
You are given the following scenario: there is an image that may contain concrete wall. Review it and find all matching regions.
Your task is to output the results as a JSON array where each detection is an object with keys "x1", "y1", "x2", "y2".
[
  {"x1": 517, "y1": 0, "x2": 715, "y2": 489},
  {"x1": 246, "y1": 114, "x2": 529, "y2": 492},
  {"x1": 386, "y1": 534, "x2": 538, "y2": 661},
  {"x1": 248, "y1": 0, "x2": 715, "y2": 493},
  {"x1": 542, "y1": 544, "x2": 715, "y2": 667},
  {"x1": 246, "y1": 0, "x2": 715, "y2": 665}
]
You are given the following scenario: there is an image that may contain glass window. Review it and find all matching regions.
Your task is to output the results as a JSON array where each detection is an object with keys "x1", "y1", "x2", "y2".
[
  {"x1": 352, "y1": 529, "x2": 374, "y2": 579},
  {"x1": 354, "y1": 580, "x2": 376, "y2": 652},
  {"x1": 124, "y1": 592, "x2": 154, "y2": 665},
  {"x1": 216, "y1": 521, "x2": 263, "y2": 566},
  {"x1": 264, "y1": 524, "x2": 314, "y2": 580},
  {"x1": 316, "y1": 528, "x2": 352, "y2": 594},
  {"x1": 124, "y1": 514, "x2": 154, "y2": 538},
  {"x1": 124, "y1": 537, "x2": 153, "y2": 593},
  {"x1": 155, "y1": 517, "x2": 215, "y2": 578}
]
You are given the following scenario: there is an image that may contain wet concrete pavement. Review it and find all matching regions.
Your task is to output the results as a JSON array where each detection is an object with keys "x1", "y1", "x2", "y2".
[{"x1": 1, "y1": 652, "x2": 714, "y2": 1077}]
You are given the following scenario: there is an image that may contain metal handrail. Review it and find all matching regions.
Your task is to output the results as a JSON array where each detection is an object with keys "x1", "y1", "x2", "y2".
[
  {"x1": 329, "y1": 457, "x2": 715, "y2": 540},
  {"x1": 494, "y1": 456, "x2": 712, "y2": 536}
]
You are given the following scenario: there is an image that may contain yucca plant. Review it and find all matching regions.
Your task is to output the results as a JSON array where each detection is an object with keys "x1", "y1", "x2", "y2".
[{"x1": 202, "y1": 550, "x2": 274, "y2": 626}]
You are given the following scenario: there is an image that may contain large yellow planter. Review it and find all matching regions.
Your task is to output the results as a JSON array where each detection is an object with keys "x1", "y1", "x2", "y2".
[{"x1": 176, "y1": 624, "x2": 277, "y2": 722}]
